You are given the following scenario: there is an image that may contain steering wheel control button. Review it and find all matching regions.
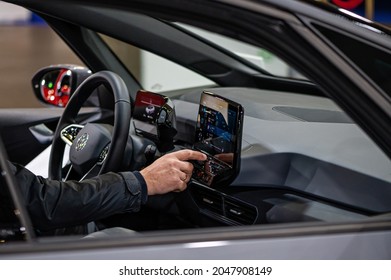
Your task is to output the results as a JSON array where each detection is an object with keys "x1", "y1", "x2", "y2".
[
  {"x1": 98, "y1": 144, "x2": 110, "y2": 165},
  {"x1": 60, "y1": 124, "x2": 84, "y2": 145}
]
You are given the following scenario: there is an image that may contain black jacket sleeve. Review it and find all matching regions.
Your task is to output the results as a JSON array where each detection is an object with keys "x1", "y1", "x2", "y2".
[{"x1": 2, "y1": 162, "x2": 147, "y2": 231}]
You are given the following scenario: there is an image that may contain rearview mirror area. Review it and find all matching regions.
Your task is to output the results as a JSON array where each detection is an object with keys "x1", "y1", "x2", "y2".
[{"x1": 32, "y1": 65, "x2": 92, "y2": 107}]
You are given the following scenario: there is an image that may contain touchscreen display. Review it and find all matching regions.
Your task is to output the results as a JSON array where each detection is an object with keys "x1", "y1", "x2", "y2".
[
  {"x1": 192, "y1": 91, "x2": 243, "y2": 186},
  {"x1": 133, "y1": 90, "x2": 167, "y2": 137}
]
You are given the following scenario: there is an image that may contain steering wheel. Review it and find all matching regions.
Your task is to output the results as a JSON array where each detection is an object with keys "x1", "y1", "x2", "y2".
[{"x1": 49, "y1": 71, "x2": 131, "y2": 181}]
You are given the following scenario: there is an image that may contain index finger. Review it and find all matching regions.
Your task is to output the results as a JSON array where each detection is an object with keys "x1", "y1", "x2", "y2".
[{"x1": 174, "y1": 149, "x2": 207, "y2": 161}]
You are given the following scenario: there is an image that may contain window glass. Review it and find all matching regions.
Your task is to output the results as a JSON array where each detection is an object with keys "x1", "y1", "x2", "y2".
[
  {"x1": 100, "y1": 22, "x2": 308, "y2": 93},
  {"x1": 176, "y1": 23, "x2": 307, "y2": 80},
  {"x1": 100, "y1": 35, "x2": 215, "y2": 93}
]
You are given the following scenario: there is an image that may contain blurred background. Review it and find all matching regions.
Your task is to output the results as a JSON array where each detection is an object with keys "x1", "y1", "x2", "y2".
[
  {"x1": 0, "y1": 2, "x2": 82, "y2": 107},
  {"x1": 317, "y1": 0, "x2": 391, "y2": 23},
  {"x1": 0, "y1": 1, "x2": 390, "y2": 108}
]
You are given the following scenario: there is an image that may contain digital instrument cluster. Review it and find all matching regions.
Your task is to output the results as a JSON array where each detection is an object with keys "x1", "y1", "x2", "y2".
[{"x1": 133, "y1": 90, "x2": 170, "y2": 138}]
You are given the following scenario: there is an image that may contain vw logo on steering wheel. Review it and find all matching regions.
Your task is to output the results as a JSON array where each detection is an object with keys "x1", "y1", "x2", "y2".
[{"x1": 75, "y1": 133, "x2": 89, "y2": 151}]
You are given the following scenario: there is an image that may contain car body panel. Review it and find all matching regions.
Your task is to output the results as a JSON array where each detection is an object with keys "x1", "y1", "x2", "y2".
[{"x1": 1, "y1": 219, "x2": 391, "y2": 259}]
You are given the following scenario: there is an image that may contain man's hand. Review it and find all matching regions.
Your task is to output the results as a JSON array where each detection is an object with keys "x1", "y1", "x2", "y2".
[{"x1": 140, "y1": 149, "x2": 207, "y2": 195}]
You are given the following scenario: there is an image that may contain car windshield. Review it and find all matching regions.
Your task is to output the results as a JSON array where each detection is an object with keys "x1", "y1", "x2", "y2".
[
  {"x1": 175, "y1": 23, "x2": 308, "y2": 80},
  {"x1": 99, "y1": 22, "x2": 308, "y2": 94}
]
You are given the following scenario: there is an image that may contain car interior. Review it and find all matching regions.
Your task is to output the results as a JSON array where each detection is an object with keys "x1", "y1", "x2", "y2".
[{"x1": 1, "y1": 1, "x2": 391, "y2": 242}]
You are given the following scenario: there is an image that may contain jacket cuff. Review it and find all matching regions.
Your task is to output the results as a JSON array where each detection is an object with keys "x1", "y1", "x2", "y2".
[
  {"x1": 133, "y1": 171, "x2": 148, "y2": 204},
  {"x1": 119, "y1": 171, "x2": 148, "y2": 205}
]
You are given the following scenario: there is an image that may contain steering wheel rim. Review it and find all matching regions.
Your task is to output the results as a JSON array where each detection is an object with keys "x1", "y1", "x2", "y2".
[{"x1": 49, "y1": 71, "x2": 131, "y2": 180}]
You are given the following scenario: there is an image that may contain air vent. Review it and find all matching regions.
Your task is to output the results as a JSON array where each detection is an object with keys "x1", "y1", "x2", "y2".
[
  {"x1": 192, "y1": 187, "x2": 224, "y2": 215},
  {"x1": 191, "y1": 185, "x2": 258, "y2": 225},
  {"x1": 225, "y1": 197, "x2": 258, "y2": 225}
]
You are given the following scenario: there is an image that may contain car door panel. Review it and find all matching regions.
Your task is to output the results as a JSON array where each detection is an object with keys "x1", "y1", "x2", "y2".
[{"x1": 0, "y1": 107, "x2": 105, "y2": 165}]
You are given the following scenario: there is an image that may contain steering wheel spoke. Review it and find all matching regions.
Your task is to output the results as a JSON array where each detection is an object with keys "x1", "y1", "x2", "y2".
[
  {"x1": 63, "y1": 164, "x2": 74, "y2": 181},
  {"x1": 62, "y1": 162, "x2": 99, "y2": 181},
  {"x1": 80, "y1": 163, "x2": 102, "y2": 181}
]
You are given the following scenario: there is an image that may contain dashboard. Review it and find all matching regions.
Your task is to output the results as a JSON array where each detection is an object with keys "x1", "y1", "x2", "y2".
[
  {"x1": 127, "y1": 87, "x2": 391, "y2": 227},
  {"x1": 26, "y1": 86, "x2": 391, "y2": 228}
]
